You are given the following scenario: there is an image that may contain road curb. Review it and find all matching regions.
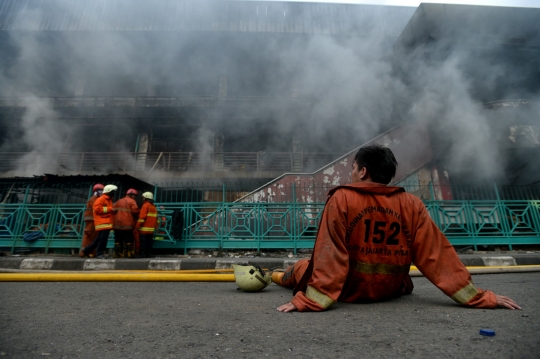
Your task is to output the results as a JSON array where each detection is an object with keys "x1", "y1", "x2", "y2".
[{"x1": 1, "y1": 254, "x2": 540, "y2": 271}]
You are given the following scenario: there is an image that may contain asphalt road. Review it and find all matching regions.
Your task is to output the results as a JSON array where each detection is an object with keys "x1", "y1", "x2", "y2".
[{"x1": 1, "y1": 273, "x2": 539, "y2": 359}]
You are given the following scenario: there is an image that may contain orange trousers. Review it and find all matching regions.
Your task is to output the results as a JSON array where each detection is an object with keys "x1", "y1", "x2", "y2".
[
  {"x1": 279, "y1": 259, "x2": 413, "y2": 297},
  {"x1": 81, "y1": 222, "x2": 98, "y2": 256},
  {"x1": 280, "y1": 259, "x2": 310, "y2": 288},
  {"x1": 133, "y1": 231, "x2": 140, "y2": 253}
]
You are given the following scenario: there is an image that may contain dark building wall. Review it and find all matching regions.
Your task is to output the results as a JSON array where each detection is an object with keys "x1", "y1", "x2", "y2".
[
  {"x1": 391, "y1": 4, "x2": 540, "y2": 185},
  {"x1": 0, "y1": 1, "x2": 417, "y2": 173},
  {"x1": 0, "y1": 1, "x2": 538, "y2": 187}
]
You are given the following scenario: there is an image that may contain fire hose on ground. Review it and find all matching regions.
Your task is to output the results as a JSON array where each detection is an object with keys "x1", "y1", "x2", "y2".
[{"x1": 0, "y1": 265, "x2": 539, "y2": 282}]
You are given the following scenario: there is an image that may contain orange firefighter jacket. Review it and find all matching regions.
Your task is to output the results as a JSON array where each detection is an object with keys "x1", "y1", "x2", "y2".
[
  {"x1": 84, "y1": 195, "x2": 98, "y2": 222},
  {"x1": 113, "y1": 196, "x2": 139, "y2": 230},
  {"x1": 93, "y1": 194, "x2": 114, "y2": 231},
  {"x1": 291, "y1": 182, "x2": 497, "y2": 312},
  {"x1": 136, "y1": 201, "x2": 158, "y2": 234}
]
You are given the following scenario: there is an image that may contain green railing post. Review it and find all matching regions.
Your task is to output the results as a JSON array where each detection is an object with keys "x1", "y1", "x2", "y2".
[
  {"x1": 257, "y1": 203, "x2": 261, "y2": 253},
  {"x1": 45, "y1": 205, "x2": 60, "y2": 254},
  {"x1": 493, "y1": 183, "x2": 513, "y2": 250},
  {"x1": 219, "y1": 203, "x2": 224, "y2": 250},
  {"x1": 222, "y1": 182, "x2": 226, "y2": 203},
  {"x1": 11, "y1": 205, "x2": 23, "y2": 254},
  {"x1": 183, "y1": 205, "x2": 187, "y2": 255},
  {"x1": 11, "y1": 186, "x2": 30, "y2": 254},
  {"x1": 221, "y1": 182, "x2": 226, "y2": 249},
  {"x1": 292, "y1": 183, "x2": 297, "y2": 254},
  {"x1": 23, "y1": 185, "x2": 30, "y2": 204},
  {"x1": 493, "y1": 182, "x2": 501, "y2": 201}
]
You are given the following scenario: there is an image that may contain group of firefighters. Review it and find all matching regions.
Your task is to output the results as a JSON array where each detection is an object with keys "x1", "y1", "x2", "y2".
[{"x1": 79, "y1": 184, "x2": 158, "y2": 259}]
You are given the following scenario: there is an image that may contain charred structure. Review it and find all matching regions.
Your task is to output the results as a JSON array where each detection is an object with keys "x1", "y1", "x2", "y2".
[
  {"x1": 0, "y1": 1, "x2": 538, "y2": 190},
  {"x1": 0, "y1": 0, "x2": 414, "y2": 182}
]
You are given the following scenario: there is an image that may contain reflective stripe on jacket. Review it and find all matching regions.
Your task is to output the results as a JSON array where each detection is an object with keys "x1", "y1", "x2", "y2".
[
  {"x1": 290, "y1": 182, "x2": 496, "y2": 312},
  {"x1": 93, "y1": 194, "x2": 114, "y2": 231},
  {"x1": 83, "y1": 195, "x2": 98, "y2": 222},
  {"x1": 137, "y1": 202, "x2": 158, "y2": 234},
  {"x1": 113, "y1": 196, "x2": 139, "y2": 230}
]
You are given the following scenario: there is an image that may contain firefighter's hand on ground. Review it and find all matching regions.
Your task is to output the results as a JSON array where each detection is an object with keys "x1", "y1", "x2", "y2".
[
  {"x1": 495, "y1": 294, "x2": 521, "y2": 310},
  {"x1": 277, "y1": 302, "x2": 297, "y2": 313}
]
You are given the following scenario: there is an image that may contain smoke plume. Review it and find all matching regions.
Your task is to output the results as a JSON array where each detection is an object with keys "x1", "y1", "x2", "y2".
[{"x1": 0, "y1": 1, "x2": 538, "y2": 182}]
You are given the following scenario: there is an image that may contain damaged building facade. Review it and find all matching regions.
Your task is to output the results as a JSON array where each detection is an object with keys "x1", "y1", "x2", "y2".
[
  {"x1": 0, "y1": 1, "x2": 539, "y2": 252},
  {"x1": 0, "y1": 0, "x2": 417, "y2": 181}
]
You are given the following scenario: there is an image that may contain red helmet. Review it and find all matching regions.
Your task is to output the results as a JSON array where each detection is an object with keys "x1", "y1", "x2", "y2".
[
  {"x1": 127, "y1": 189, "x2": 138, "y2": 195},
  {"x1": 93, "y1": 184, "x2": 104, "y2": 191}
]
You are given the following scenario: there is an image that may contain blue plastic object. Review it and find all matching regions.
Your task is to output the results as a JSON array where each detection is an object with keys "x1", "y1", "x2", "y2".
[
  {"x1": 479, "y1": 329, "x2": 496, "y2": 337},
  {"x1": 23, "y1": 231, "x2": 44, "y2": 243}
]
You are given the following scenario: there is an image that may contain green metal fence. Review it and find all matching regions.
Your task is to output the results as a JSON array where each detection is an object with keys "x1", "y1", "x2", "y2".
[
  {"x1": 398, "y1": 180, "x2": 540, "y2": 201},
  {"x1": 423, "y1": 200, "x2": 540, "y2": 248},
  {"x1": 1, "y1": 182, "x2": 539, "y2": 253},
  {"x1": 1, "y1": 200, "x2": 539, "y2": 253},
  {"x1": 0, "y1": 204, "x2": 85, "y2": 252}
]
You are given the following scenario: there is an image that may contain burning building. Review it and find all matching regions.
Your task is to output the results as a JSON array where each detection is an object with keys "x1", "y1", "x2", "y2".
[
  {"x1": 0, "y1": 1, "x2": 537, "y2": 185},
  {"x1": 0, "y1": 0, "x2": 417, "y2": 182}
]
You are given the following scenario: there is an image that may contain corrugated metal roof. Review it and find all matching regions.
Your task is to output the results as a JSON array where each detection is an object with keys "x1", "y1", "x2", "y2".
[
  {"x1": 0, "y1": 173, "x2": 154, "y2": 189},
  {"x1": 0, "y1": 0, "x2": 415, "y2": 35}
]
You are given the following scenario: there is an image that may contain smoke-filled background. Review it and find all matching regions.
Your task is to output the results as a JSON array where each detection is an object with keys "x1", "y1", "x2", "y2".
[{"x1": 0, "y1": 0, "x2": 539, "y2": 183}]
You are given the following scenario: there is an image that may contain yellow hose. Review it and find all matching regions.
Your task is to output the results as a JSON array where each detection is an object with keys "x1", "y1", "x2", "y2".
[
  {"x1": 98, "y1": 269, "x2": 235, "y2": 273},
  {"x1": 0, "y1": 273, "x2": 235, "y2": 282},
  {"x1": 409, "y1": 265, "x2": 540, "y2": 277},
  {"x1": 1, "y1": 265, "x2": 539, "y2": 282}
]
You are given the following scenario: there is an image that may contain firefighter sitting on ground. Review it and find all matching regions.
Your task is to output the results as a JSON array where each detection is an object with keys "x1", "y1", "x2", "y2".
[
  {"x1": 79, "y1": 184, "x2": 104, "y2": 258},
  {"x1": 80, "y1": 184, "x2": 118, "y2": 259},
  {"x1": 135, "y1": 192, "x2": 158, "y2": 258},
  {"x1": 113, "y1": 189, "x2": 140, "y2": 258},
  {"x1": 274, "y1": 145, "x2": 520, "y2": 312}
]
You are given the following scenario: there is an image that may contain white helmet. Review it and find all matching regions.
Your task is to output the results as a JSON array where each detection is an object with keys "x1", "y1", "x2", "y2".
[
  {"x1": 142, "y1": 192, "x2": 154, "y2": 200},
  {"x1": 103, "y1": 184, "x2": 118, "y2": 194},
  {"x1": 233, "y1": 264, "x2": 272, "y2": 292}
]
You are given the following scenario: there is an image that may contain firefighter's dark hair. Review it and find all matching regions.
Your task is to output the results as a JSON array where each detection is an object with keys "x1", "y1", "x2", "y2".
[{"x1": 354, "y1": 145, "x2": 398, "y2": 185}]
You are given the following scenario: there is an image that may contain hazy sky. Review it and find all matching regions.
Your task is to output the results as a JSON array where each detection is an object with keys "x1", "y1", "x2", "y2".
[{"x1": 257, "y1": 0, "x2": 540, "y2": 8}]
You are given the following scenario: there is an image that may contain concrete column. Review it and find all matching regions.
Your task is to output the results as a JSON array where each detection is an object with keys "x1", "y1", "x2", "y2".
[
  {"x1": 136, "y1": 133, "x2": 149, "y2": 172},
  {"x1": 291, "y1": 135, "x2": 303, "y2": 172},
  {"x1": 219, "y1": 76, "x2": 227, "y2": 98},
  {"x1": 214, "y1": 133, "x2": 224, "y2": 171},
  {"x1": 74, "y1": 77, "x2": 85, "y2": 97}
]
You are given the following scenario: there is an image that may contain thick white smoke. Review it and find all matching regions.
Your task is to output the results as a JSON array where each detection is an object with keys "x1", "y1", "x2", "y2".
[
  {"x1": 0, "y1": 1, "x2": 538, "y2": 183},
  {"x1": 15, "y1": 96, "x2": 72, "y2": 176}
]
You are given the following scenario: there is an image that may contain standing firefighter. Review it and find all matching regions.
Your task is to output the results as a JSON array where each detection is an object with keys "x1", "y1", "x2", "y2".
[
  {"x1": 274, "y1": 145, "x2": 520, "y2": 312},
  {"x1": 79, "y1": 184, "x2": 104, "y2": 258},
  {"x1": 80, "y1": 184, "x2": 118, "y2": 259},
  {"x1": 113, "y1": 189, "x2": 140, "y2": 258},
  {"x1": 135, "y1": 192, "x2": 158, "y2": 258}
]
